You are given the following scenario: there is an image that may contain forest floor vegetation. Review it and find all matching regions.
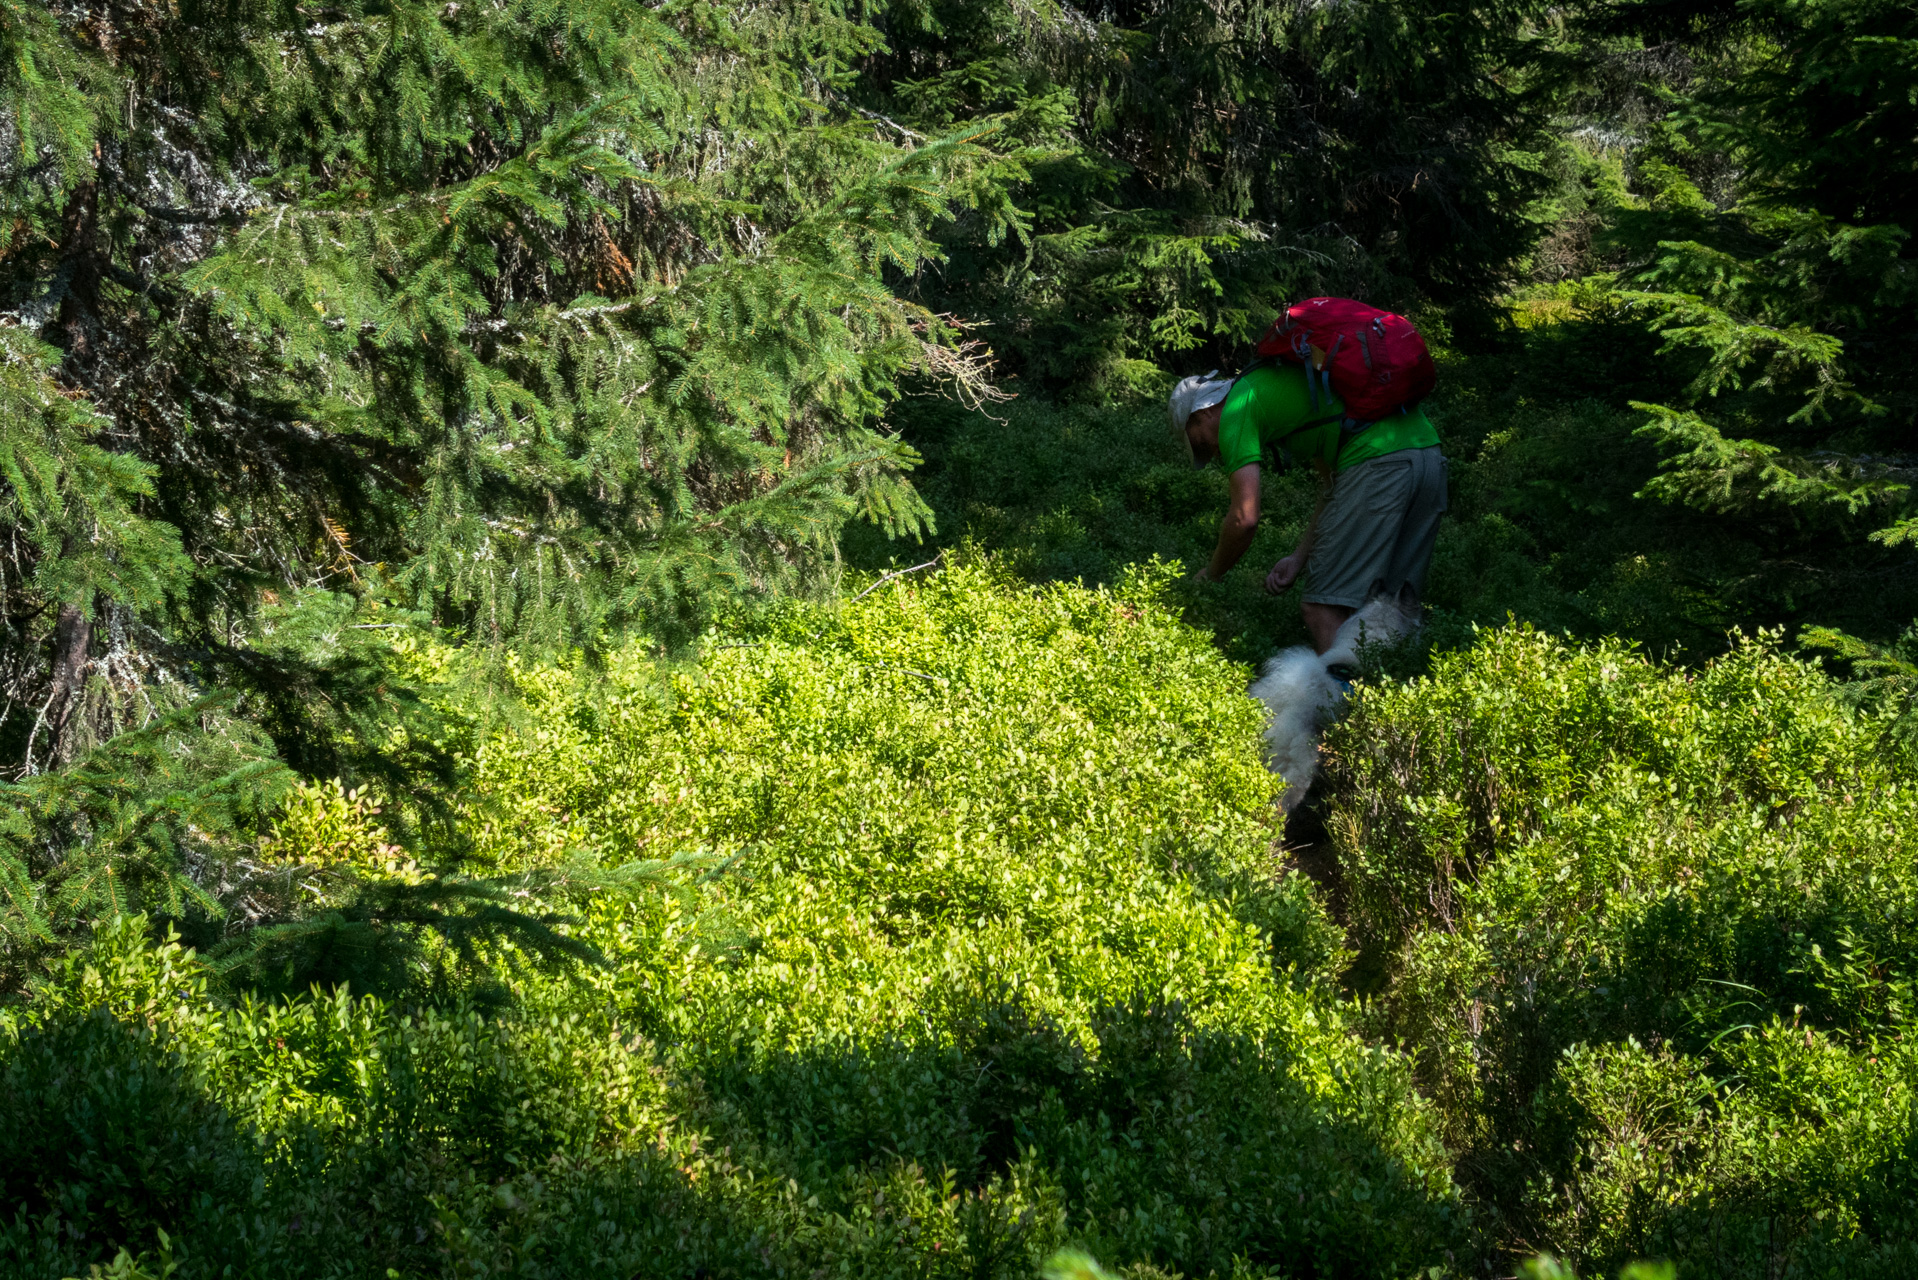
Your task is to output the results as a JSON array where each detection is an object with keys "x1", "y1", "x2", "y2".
[
  {"x1": 7, "y1": 0, "x2": 1918, "y2": 1274},
  {"x1": 12, "y1": 544, "x2": 1917, "y2": 1279},
  {"x1": 6, "y1": 566, "x2": 1464, "y2": 1279}
]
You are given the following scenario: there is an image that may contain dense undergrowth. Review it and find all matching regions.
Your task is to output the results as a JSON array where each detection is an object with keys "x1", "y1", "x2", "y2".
[
  {"x1": 11, "y1": 317, "x2": 1915, "y2": 1276},
  {"x1": 14, "y1": 565, "x2": 1913, "y2": 1279},
  {"x1": 4, "y1": 567, "x2": 1463, "y2": 1279},
  {"x1": 857, "y1": 297, "x2": 1918, "y2": 669},
  {"x1": 1324, "y1": 628, "x2": 1918, "y2": 1278}
]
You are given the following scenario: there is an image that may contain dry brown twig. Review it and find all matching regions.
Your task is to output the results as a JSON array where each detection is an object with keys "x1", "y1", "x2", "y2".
[{"x1": 911, "y1": 312, "x2": 1013, "y2": 415}]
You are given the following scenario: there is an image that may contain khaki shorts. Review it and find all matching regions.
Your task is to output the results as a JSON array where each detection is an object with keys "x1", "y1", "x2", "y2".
[{"x1": 1305, "y1": 446, "x2": 1448, "y2": 610}]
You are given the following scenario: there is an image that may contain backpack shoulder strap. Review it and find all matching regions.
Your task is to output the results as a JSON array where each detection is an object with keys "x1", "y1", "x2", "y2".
[
  {"x1": 1273, "y1": 411, "x2": 1343, "y2": 446},
  {"x1": 1235, "y1": 352, "x2": 1278, "y2": 380}
]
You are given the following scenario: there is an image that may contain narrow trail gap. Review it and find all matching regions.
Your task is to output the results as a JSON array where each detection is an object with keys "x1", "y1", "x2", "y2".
[{"x1": 1281, "y1": 792, "x2": 1348, "y2": 924}]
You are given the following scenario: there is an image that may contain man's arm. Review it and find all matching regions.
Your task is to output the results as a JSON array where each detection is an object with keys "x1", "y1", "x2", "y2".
[
  {"x1": 1264, "y1": 459, "x2": 1333, "y2": 594},
  {"x1": 1194, "y1": 464, "x2": 1261, "y2": 581}
]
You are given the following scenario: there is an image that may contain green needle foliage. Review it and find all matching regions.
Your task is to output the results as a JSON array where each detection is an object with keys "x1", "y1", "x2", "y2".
[
  {"x1": 0, "y1": 0, "x2": 1025, "y2": 971},
  {"x1": 862, "y1": 0, "x2": 1559, "y2": 392},
  {"x1": 1551, "y1": 0, "x2": 1918, "y2": 567},
  {"x1": 0, "y1": 0, "x2": 1023, "y2": 670},
  {"x1": 0, "y1": 327, "x2": 182, "y2": 625},
  {"x1": 0, "y1": 694, "x2": 286, "y2": 983}
]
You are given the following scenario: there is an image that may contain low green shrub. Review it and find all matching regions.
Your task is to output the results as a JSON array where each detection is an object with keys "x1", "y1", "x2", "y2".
[
  {"x1": 4, "y1": 565, "x2": 1461, "y2": 1279},
  {"x1": 1, "y1": 917, "x2": 776, "y2": 1279},
  {"x1": 472, "y1": 561, "x2": 1462, "y2": 1275},
  {"x1": 1322, "y1": 626, "x2": 1918, "y2": 1277},
  {"x1": 857, "y1": 385, "x2": 1745, "y2": 671}
]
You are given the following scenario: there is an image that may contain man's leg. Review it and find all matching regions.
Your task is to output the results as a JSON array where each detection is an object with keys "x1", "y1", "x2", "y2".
[
  {"x1": 1302, "y1": 600, "x2": 1353, "y2": 654},
  {"x1": 1381, "y1": 447, "x2": 1449, "y2": 607},
  {"x1": 1300, "y1": 453, "x2": 1412, "y2": 654}
]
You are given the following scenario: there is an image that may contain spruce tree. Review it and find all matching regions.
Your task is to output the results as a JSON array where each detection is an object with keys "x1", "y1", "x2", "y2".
[
  {"x1": 1580, "y1": 0, "x2": 1918, "y2": 533},
  {"x1": 0, "y1": 0, "x2": 1021, "y2": 964},
  {"x1": 1545, "y1": 0, "x2": 1918, "y2": 717},
  {"x1": 858, "y1": 0, "x2": 1555, "y2": 392}
]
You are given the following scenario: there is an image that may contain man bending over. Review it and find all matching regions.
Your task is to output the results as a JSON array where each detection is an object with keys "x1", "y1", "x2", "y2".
[{"x1": 1169, "y1": 363, "x2": 1447, "y2": 654}]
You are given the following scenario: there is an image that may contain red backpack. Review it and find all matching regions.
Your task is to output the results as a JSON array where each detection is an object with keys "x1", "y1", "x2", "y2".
[{"x1": 1254, "y1": 297, "x2": 1436, "y2": 424}]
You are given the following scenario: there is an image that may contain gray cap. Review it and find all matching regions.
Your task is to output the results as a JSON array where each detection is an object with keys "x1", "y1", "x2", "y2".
[{"x1": 1168, "y1": 371, "x2": 1234, "y2": 465}]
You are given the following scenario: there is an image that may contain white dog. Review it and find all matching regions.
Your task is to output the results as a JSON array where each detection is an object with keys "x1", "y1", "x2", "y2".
[{"x1": 1250, "y1": 596, "x2": 1419, "y2": 812}]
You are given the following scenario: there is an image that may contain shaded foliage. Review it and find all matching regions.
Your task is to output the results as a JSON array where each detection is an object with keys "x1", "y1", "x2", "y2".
[
  {"x1": 1323, "y1": 627, "x2": 1918, "y2": 1276},
  {"x1": 864, "y1": 0, "x2": 1558, "y2": 394}
]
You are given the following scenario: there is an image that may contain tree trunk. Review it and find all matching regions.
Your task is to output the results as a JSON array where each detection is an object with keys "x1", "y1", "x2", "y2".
[
  {"x1": 31, "y1": 180, "x2": 106, "y2": 771},
  {"x1": 56, "y1": 181, "x2": 102, "y2": 363},
  {"x1": 35, "y1": 603, "x2": 93, "y2": 771}
]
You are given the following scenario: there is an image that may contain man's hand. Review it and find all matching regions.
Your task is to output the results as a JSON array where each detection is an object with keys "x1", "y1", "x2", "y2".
[
  {"x1": 1190, "y1": 566, "x2": 1217, "y2": 583},
  {"x1": 1264, "y1": 552, "x2": 1305, "y2": 595}
]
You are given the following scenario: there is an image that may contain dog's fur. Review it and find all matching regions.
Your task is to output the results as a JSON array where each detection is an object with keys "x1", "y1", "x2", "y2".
[{"x1": 1250, "y1": 596, "x2": 1419, "y2": 812}]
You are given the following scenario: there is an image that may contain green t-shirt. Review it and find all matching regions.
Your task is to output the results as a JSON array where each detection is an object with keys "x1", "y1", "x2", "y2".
[{"x1": 1215, "y1": 364, "x2": 1438, "y2": 474}]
